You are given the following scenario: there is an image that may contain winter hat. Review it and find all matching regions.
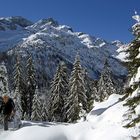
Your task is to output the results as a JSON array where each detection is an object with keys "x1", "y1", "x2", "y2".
[{"x1": 2, "y1": 95, "x2": 9, "y2": 103}]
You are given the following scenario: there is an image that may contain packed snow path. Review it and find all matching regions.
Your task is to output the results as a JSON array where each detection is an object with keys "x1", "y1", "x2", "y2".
[{"x1": 0, "y1": 94, "x2": 138, "y2": 140}]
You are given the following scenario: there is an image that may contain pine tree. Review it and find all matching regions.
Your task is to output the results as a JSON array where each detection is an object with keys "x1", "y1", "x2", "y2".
[
  {"x1": 14, "y1": 56, "x2": 28, "y2": 119},
  {"x1": 48, "y1": 62, "x2": 69, "y2": 122},
  {"x1": 31, "y1": 89, "x2": 42, "y2": 121},
  {"x1": 0, "y1": 62, "x2": 9, "y2": 96},
  {"x1": 26, "y1": 54, "x2": 36, "y2": 120},
  {"x1": 97, "y1": 60, "x2": 117, "y2": 102},
  {"x1": 92, "y1": 80, "x2": 98, "y2": 102},
  {"x1": 124, "y1": 12, "x2": 140, "y2": 127},
  {"x1": 41, "y1": 102, "x2": 48, "y2": 121},
  {"x1": 14, "y1": 86, "x2": 22, "y2": 118},
  {"x1": 83, "y1": 69, "x2": 94, "y2": 113},
  {"x1": 66, "y1": 55, "x2": 87, "y2": 123},
  {"x1": 23, "y1": 112, "x2": 29, "y2": 121}
]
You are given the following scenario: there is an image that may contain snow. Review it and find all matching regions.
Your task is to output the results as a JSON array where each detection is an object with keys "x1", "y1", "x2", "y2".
[
  {"x1": 87, "y1": 94, "x2": 124, "y2": 124},
  {"x1": 135, "y1": 67, "x2": 140, "y2": 82},
  {"x1": 0, "y1": 94, "x2": 137, "y2": 140},
  {"x1": 135, "y1": 48, "x2": 140, "y2": 58},
  {"x1": 131, "y1": 88, "x2": 140, "y2": 97},
  {"x1": 0, "y1": 16, "x2": 32, "y2": 51},
  {"x1": 134, "y1": 67, "x2": 140, "y2": 82},
  {"x1": 136, "y1": 53, "x2": 140, "y2": 58},
  {"x1": 115, "y1": 44, "x2": 128, "y2": 62},
  {"x1": 132, "y1": 12, "x2": 140, "y2": 22},
  {"x1": 78, "y1": 34, "x2": 108, "y2": 48},
  {"x1": 99, "y1": 42, "x2": 106, "y2": 47},
  {"x1": 132, "y1": 22, "x2": 140, "y2": 35},
  {"x1": 135, "y1": 104, "x2": 140, "y2": 115},
  {"x1": 129, "y1": 66, "x2": 140, "y2": 86},
  {"x1": 116, "y1": 51, "x2": 127, "y2": 61},
  {"x1": 0, "y1": 29, "x2": 30, "y2": 51}
]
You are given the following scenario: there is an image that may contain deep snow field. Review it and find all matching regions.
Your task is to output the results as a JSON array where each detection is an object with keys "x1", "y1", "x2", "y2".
[{"x1": 0, "y1": 94, "x2": 139, "y2": 140}]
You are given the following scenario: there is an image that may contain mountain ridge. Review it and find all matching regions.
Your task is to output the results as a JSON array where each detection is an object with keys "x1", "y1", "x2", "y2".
[{"x1": 0, "y1": 16, "x2": 127, "y2": 86}]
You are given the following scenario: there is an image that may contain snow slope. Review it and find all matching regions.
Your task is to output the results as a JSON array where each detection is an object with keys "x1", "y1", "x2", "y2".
[
  {"x1": 0, "y1": 94, "x2": 138, "y2": 140},
  {"x1": 0, "y1": 16, "x2": 32, "y2": 51},
  {"x1": 0, "y1": 29, "x2": 30, "y2": 51}
]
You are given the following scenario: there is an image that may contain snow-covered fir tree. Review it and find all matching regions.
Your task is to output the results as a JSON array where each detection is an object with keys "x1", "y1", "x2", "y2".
[
  {"x1": 31, "y1": 87, "x2": 42, "y2": 121},
  {"x1": 41, "y1": 102, "x2": 48, "y2": 121},
  {"x1": 48, "y1": 62, "x2": 69, "y2": 122},
  {"x1": 92, "y1": 80, "x2": 98, "y2": 101},
  {"x1": 0, "y1": 62, "x2": 9, "y2": 96},
  {"x1": 83, "y1": 69, "x2": 94, "y2": 113},
  {"x1": 97, "y1": 60, "x2": 117, "y2": 102},
  {"x1": 66, "y1": 55, "x2": 87, "y2": 122},
  {"x1": 26, "y1": 53, "x2": 36, "y2": 120},
  {"x1": 14, "y1": 86, "x2": 22, "y2": 118},
  {"x1": 14, "y1": 56, "x2": 28, "y2": 119},
  {"x1": 23, "y1": 112, "x2": 29, "y2": 121},
  {"x1": 124, "y1": 12, "x2": 140, "y2": 127}
]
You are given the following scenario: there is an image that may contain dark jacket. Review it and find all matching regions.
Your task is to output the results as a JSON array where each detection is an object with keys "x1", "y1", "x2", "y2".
[
  {"x1": 0, "y1": 98, "x2": 15, "y2": 116},
  {"x1": 0, "y1": 97, "x2": 3, "y2": 112}
]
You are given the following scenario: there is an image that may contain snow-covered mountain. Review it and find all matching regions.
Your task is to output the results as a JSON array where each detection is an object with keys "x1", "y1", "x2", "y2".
[
  {"x1": 0, "y1": 16, "x2": 127, "y2": 82},
  {"x1": 0, "y1": 16, "x2": 32, "y2": 51}
]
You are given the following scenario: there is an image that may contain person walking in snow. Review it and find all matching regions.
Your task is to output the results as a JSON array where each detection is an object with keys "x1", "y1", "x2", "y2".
[{"x1": 0, "y1": 95, "x2": 15, "y2": 130}]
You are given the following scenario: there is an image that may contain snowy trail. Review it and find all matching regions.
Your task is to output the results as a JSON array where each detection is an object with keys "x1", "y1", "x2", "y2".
[{"x1": 0, "y1": 121, "x2": 68, "y2": 133}]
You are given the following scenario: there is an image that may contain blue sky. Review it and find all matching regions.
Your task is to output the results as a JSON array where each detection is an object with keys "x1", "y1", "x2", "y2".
[{"x1": 0, "y1": 0, "x2": 140, "y2": 42}]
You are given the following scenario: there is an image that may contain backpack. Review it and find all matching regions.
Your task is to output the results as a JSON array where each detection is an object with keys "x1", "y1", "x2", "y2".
[{"x1": 3, "y1": 98, "x2": 15, "y2": 116}]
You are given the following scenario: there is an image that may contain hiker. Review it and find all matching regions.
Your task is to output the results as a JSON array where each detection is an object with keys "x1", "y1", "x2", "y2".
[{"x1": 0, "y1": 95, "x2": 15, "y2": 130}]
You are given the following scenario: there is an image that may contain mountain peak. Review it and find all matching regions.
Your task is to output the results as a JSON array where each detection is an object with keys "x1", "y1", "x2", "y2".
[
  {"x1": 26, "y1": 17, "x2": 59, "y2": 32},
  {"x1": 0, "y1": 16, "x2": 33, "y2": 31},
  {"x1": 36, "y1": 18, "x2": 59, "y2": 27},
  {"x1": 9, "y1": 16, "x2": 33, "y2": 27},
  {"x1": 111, "y1": 40, "x2": 124, "y2": 47}
]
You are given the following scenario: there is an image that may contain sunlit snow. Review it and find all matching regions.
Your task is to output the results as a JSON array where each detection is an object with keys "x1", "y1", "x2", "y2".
[{"x1": 0, "y1": 94, "x2": 138, "y2": 140}]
